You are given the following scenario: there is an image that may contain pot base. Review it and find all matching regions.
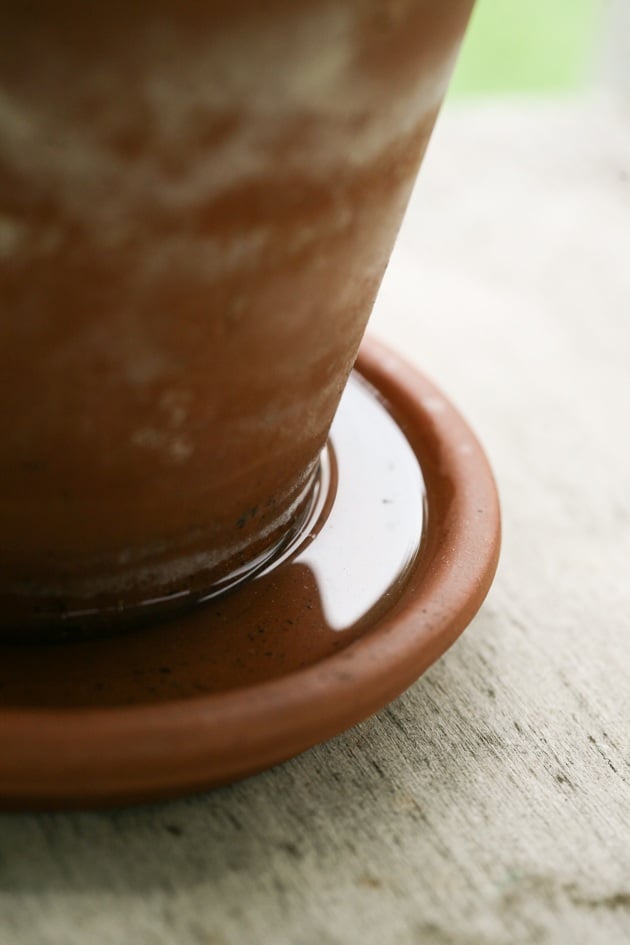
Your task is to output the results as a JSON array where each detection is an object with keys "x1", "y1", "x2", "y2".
[{"x1": 0, "y1": 337, "x2": 500, "y2": 809}]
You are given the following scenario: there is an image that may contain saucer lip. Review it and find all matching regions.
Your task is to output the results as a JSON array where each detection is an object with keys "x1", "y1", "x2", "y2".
[{"x1": 0, "y1": 336, "x2": 501, "y2": 807}]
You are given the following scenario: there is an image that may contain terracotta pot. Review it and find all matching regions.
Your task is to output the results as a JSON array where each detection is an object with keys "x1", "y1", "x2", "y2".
[{"x1": 0, "y1": 1, "x2": 474, "y2": 636}]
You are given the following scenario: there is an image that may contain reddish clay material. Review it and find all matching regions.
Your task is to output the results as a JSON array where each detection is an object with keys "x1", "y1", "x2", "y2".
[
  {"x1": 0, "y1": 339, "x2": 501, "y2": 809},
  {"x1": 0, "y1": 1, "x2": 474, "y2": 634}
]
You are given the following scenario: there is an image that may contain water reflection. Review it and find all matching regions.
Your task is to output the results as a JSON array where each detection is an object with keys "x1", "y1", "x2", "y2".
[
  {"x1": 297, "y1": 374, "x2": 424, "y2": 630},
  {"x1": 0, "y1": 374, "x2": 425, "y2": 706}
]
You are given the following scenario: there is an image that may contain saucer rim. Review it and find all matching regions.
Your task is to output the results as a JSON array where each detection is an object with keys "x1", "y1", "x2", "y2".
[{"x1": 0, "y1": 336, "x2": 501, "y2": 808}]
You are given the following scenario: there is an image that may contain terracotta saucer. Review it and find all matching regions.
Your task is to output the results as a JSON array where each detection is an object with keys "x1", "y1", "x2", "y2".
[{"x1": 0, "y1": 337, "x2": 500, "y2": 809}]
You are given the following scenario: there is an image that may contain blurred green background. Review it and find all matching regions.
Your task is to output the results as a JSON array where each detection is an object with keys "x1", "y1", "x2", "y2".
[{"x1": 450, "y1": 0, "x2": 601, "y2": 96}]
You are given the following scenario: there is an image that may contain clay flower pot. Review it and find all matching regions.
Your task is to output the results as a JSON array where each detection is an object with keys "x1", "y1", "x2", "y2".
[{"x1": 0, "y1": 1, "x2": 474, "y2": 638}]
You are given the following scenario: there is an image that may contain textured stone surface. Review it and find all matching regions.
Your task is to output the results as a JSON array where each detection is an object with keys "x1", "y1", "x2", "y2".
[{"x1": 1, "y1": 97, "x2": 630, "y2": 944}]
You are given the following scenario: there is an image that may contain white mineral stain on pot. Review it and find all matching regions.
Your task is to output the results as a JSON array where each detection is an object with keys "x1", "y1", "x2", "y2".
[
  {"x1": 0, "y1": 215, "x2": 24, "y2": 258},
  {"x1": 159, "y1": 389, "x2": 191, "y2": 428},
  {"x1": 130, "y1": 388, "x2": 194, "y2": 465},
  {"x1": 0, "y1": 8, "x2": 460, "y2": 227}
]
